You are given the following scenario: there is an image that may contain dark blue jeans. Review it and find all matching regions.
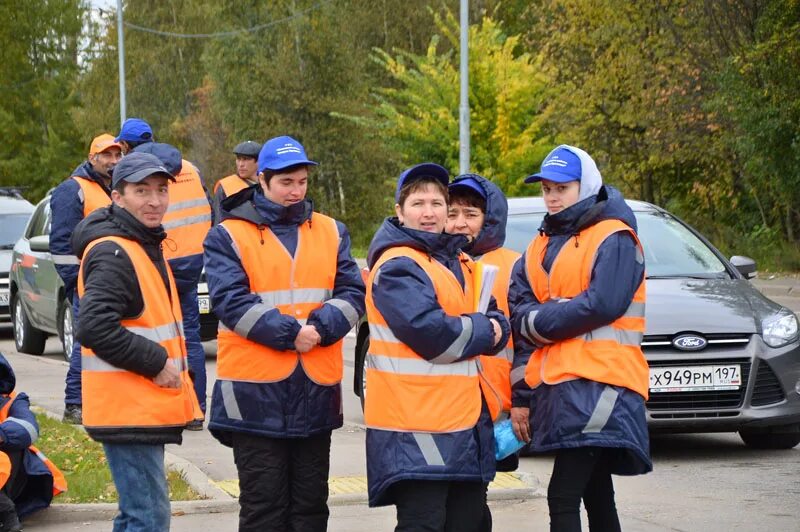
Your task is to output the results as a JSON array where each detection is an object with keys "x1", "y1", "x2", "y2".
[
  {"x1": 64, "y1": 293, "x2": 82, "y2": 405},
  {"x1": 103, "y1": 443, "x2": 171, "y2": 532},
  {"x1": 179, "y1": 287, "x2": 206, "y2": 413}
]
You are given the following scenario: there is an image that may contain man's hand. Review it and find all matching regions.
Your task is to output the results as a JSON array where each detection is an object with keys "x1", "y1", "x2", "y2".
[
  {"x1": 294, "y1": 325, "x2": 321, "y2": 353},
  {"x1": 510, "y1": 406, "x2": 531, "y2": 443},
  {"x1": 153, "y1": 359, "x2": 181, "y2": 388},
  {"x1": 490, "y1": 318, "x2": 502, "y2": 347}
]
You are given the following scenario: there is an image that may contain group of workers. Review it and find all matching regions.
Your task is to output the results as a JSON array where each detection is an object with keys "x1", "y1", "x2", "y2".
[{"x1": 35, "y1": 118, "x2": 651, "y2": 532}]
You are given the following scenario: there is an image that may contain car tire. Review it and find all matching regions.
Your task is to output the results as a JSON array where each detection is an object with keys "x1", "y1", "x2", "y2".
[
  {"x1": 58, "y1": 299, "x2": 74, "y2": 362},
  {"x1": 354, "y1": 334, "x2": 369, "y2": 413},
  {"x1": 12, "y1": 296, "x2": 46, "y2": 355},
  {"x1": 739, "y1": 428, "x2": 800, "y2": 450}
]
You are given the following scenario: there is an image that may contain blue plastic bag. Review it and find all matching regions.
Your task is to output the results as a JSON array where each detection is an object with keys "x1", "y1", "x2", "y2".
[{"x1": 494, "y1": 419, "x2": 526, "y2": 460}]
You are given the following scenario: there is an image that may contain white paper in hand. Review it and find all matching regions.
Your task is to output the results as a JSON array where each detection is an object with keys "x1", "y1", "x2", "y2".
[{"x1": 477, "y1": 263, "x2": 499, "y2": 313}]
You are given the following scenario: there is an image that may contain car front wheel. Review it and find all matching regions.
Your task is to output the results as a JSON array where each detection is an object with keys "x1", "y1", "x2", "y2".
[
  {"x1": 59, "y1": 299, "x2": 74, "y2": 362},
  {"x1": 13, "y1": 296, "x2": 46, "y2": 355},
  {"x1": 739, "y1": 427, "x2": 800, "y2": 450}
]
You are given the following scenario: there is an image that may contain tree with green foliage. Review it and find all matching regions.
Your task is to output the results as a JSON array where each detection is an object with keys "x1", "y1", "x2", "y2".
[
  {"x1": 710, "y1": 0, "x2": 800, "y2": 248},
  {"x1": 76, "y1": 0, "x2": 217, "y2": 172},
  {"x1": 0, "y1": 0, "x2": 87, "y2": 201},
  {"x1": 345, "y1": 10, "x2": 552, "y2": 195}
]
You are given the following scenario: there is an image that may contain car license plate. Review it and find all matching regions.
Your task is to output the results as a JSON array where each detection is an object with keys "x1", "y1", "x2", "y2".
[
  {"x1": 649, "y1": 365, "x2": 741, "y2": 393},
  {"x1": 0, "y1": 291, "x2": 8, "y2": 306},
  {"x1": 198, "y1": 296, "x2": 210, "y2": 314}
]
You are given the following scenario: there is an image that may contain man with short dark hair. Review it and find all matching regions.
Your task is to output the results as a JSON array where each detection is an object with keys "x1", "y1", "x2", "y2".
[
  {"x1": 131, "y1": 141, "x2": 213, "y2": 426},
  {"x1": 73, "y1": 151, "x2": 202, "y2": 531},
  {"x1": 116, "y1": 118, "x2": 213, "y2": 426},
  {"x1": 50, "y1": 133, "x2": 122, "y2": 424},
  {"x1": 213, "y1": 140, "x2": 261, "y2": 219},
  {"x1": 204, "y1": 135, "x2": 365, "y2": 531}
]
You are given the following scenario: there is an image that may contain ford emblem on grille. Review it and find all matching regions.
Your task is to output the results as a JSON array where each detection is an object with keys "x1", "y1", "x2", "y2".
[{"x1": 672, "y1": 334, "x2": 707, "y2": 351}]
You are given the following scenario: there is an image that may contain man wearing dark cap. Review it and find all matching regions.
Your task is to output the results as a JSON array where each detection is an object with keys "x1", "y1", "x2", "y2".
[
  {"x1": 133, "y1": 142, "x2": 213, "y2": 428},
  {"x1": 212, "y1": 140, "x2": 262, "y2": 220},
  {"x1": 204, "y1": 135, "x2": 365, "y2": 531},
  {"x1": 49, "y1": 133, "x2": 122, "y2": 424},
  {"x1": 117, "y1": 117, "x2": 213, "y2": 427},
  {"x1": 72, "y1": 152, "x2": 202, "y2": 532}
]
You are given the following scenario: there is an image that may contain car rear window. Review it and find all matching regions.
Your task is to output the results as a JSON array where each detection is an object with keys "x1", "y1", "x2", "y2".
[{"x1": 0, "y1": 213, "x2": 31, "y2": 248}]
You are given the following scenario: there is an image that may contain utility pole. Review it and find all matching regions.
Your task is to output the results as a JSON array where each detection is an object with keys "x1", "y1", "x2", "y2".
[
  {"x1": 458, "y1": 0, "x2": 470, "y2": 175},
  {"x1": 117, "y1": 0, "x2": 127, "y2": 125}
]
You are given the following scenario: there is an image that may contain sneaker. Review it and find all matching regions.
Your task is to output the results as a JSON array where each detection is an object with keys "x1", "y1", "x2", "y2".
[
  {"x1": 186, "y1": 419, "x2": 204, "y2": 431},
  {"x1": 62, "y1": 404, "x2": 82, "y2": 425}
]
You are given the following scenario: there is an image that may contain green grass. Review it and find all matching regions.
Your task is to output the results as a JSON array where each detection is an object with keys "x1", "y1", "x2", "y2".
[{"x1": 33, "y1": 411, "x2": 203, "y2": 503}]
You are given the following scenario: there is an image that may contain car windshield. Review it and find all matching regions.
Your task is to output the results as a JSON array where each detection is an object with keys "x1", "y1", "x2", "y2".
[
  {"x1": 503, "y1": 210, "x2": 728, "y2": 279},
  {"x1": 0, "y1": 213, "x2": 30, "y2": 248}
]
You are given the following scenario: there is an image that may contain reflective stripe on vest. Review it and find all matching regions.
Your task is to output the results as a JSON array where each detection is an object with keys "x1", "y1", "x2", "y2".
[
  {"x1": 215, "y1": 213, "x2": 343, "y2": 388},
  {"x1": 78, "y1": 236, "x2": 202, "y2": 429},
  {"x1": 0, "y1": 393, "x2": 67, "y2": 494},
  {"x1": 72, "y1": 176, "x2": 111, "y2": 218},
  {"x1": 523, "y1": 219, "x2": 649, "y2": 399},
  {"x1": 214, "y1": 174, "x2": 250, "y2": 197},
  {"x1": 364, "y1": 246, "x2": 482, "y2": 433},
  {"x1": 477, "y1": 247, "x2": 520, "y2": 420},
  {"x1": 162, "y1": 160, "x2": 212, "y2": 261}
]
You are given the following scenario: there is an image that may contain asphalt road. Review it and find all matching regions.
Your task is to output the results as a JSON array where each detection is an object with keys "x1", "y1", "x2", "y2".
[{"x1": 0, "y1": 326, "x2": 799, "y2": 531}]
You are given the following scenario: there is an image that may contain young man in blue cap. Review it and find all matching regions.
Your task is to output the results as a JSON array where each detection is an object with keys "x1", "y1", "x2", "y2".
[
  {"x1": 204, "y1": 135, "x2": 365, "y2": 531},
  {"x1": 73, "y1": 151, "x2": 202, "y2": 531}
]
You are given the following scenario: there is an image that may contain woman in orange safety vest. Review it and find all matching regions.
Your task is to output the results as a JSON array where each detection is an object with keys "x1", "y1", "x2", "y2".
[
  {"x1": 364, "y1": 163, "x2": 510, "y2": 531},
  {"x1": 508, "y1": 145, "x2": 651, "y2": 531}
]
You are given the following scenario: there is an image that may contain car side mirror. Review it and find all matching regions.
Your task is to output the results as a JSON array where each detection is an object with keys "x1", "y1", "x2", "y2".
[
  {"x1": 730, "y1": 255, "x2": 757, "y2": 279},
  {"x1": 29, "y1": 235, "x2": 50, "y2": 253}
]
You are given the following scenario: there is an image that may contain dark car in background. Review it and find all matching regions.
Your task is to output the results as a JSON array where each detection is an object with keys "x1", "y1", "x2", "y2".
[
  {"x1": 0, "y1": 189, "x2": 35, "y2": 324},
  {"x1": 10, "y1": 192, "x2": 218, "y2": 359},
  {"x1": 353, "y1": 197, "x2": 800, "y2": 449}
]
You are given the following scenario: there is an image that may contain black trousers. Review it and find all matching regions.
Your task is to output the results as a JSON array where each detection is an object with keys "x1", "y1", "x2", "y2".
[
  {"x1": 232, "y1": 431, "x2": 332, "y2": 532},
  {"x1": 547, "y1": 447, "x2": 621, "y2": 532},
  {"x1": 392, "y1": 479, "x2": 488, "y2": 532}
]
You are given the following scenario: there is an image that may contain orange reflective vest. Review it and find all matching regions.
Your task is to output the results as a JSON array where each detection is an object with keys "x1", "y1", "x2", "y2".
[
  {"x1": 214, "y1": 174, "x2": 251, "y2": 197},
  {"x1": 523, "y1": 219, "x2": 649, "y2": 399},
  {"x1": 216, "y1": 213, "x2": 343, "y2": 385},
  {"x1": 78, "y1": 236, "x2": 202, "y2": 429},
  {"x1": 364, "y1": 247, "x2": 483, "y2": 432},
  {"x1": 0, "y1": 392, "x2": 66, "y2": 495},
  {"x1": 71, "y1": 176, "x2": 111, "y2": 218},
  {"x1": 478, "y1": 247, "x2": 520, "y2": 420},
  {"x1": 162, "y1": 160, "x2": 212, "y2": 261}
]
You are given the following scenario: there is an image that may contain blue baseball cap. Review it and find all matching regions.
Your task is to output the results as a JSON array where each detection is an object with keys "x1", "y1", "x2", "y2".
[
  {"x1": 133, "y1": 142, "x2": 183, "y2": 176},
  {"x1": 257, "y1": 135, "x2": 318, "y2": 174},
  {"x1": 111, "y1": 152, "x2": 175, "y2": 189},
  {"x1": 524, "y1": 145, "x2": 582, "y2": 184},
  {"x1": 449, "y1": 175, "x2": 486, "y2": 199},
  {"x1": 395, "y1": 163, "x2": 450, "y2": 203},
  {"x1": 115, "y1": 118, "x2": 153, "y2": 143}
]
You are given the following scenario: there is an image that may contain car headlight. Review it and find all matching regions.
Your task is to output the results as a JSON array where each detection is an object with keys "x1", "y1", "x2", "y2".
[{"x1": 762, "y1": 313, "x2": 800, "y2": 348}]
